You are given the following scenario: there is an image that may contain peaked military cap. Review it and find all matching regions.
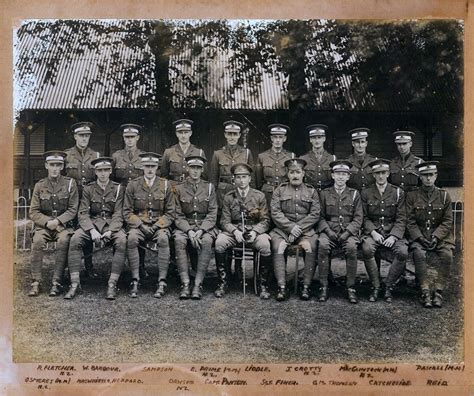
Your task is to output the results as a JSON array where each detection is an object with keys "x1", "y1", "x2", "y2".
[
  {"x1": 44, "y1": 150, "x2": 67, "y2": 163},
  {"x1": 393, "y1": 130, "x2": 415, "y2": 143},
  {"x1": 223, "y1": 120, "x2": 243, "y2": 133},
  {"x1": 307, "y1": 124, "x2": 328, "y2": 137},
  {"x1": 329, "y1": 160, "x2": 353, "y2": 173},
  {"x1": 139, "y1": 152, "x2": 162, "y2": 166},
  {"x1": 91, "y1": 156, "x2": 113, "y2": 170},
  {"x1": 284, "y1": 158, "x2": 307, "y2": 170},
  {"x1": 186, "y1": 155, "x2": 206, "y2": 167},
  {"x1": 268, "y1": 124, "x2": 290, "y2": 136},
  {"x1": 173, "y1": 119, "x2": 194, "y2": 132},
  {"x1": 349, "y1": 127, "x2": 370, "y2": 140},
  {"x1": 120, "y1": 123, "x2": 142, "y2": 136},
  {"x1": 416, "y1": 161, "x2": 439, "y2": 174},
  {"x1": 71, "y1": 121, "x2": 94, "y2": 135},
  {"x1": 368, "y1": 158, "x2": 391, "y2": 173},
  {"x1": 231, "y1": 162, "x2": 253, "y2": 175}
]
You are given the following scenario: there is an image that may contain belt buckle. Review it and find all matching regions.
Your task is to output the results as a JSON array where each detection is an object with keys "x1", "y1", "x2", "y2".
[
  {"x1": 148, "y1": 209, "x2": 153, "y2": 221},
  {"x1": 81, "y1": 178, "x2": 87, "y2": 186},
  {"x1": 426, "y1": 219, "x2": 431, "y2": 231},
  {"x1": 101, "y1": 211, "x2": 107, "y2": 219},
  {"x1": 338, "y1": 215, "x2": 344, "y2": 226},
  {"x1": 52, "y1": 210, "x2": 58, "y2": 218},
  {"x1": 179, "y1": 174, "x2": 185, "y2": 182}
]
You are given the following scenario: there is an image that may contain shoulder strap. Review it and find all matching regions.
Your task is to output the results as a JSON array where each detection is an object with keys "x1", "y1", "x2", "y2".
[
  {"x1": 115, "y1": 184, "x2": 121, "y2": 201},
  {"x1": 246, "y1": 148, "x2": 249, "y2": 162},
  {"x1": 396, "y1": 187, "x2": 400, "y2": 203},
  {"x1": 418, "y1": 158, "x2": 422, "y2": 164},
  {"x1": 164, "y1": 179, "x2": 168, "y2": 194},
  {"x1": 68, "y1": 178, "x2": 73, "y2": 193},
  {"x1": 333, "y1": 154, "x2": 336, "y2": 161},
  {"x1": 208, "y1": 182, "x2": 212, "y2": 199},
  {"x1": 352, "y1": 190, "x2": 357, "y2": 203},
  {"x1": 200, "y1": 149, "x2": 203, "y2": 157},
  {"x1": 443, "y1": 190, "x2": 447, "y2": 204}
]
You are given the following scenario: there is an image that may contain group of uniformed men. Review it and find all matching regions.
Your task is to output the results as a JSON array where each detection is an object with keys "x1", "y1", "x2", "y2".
[{"x1": 27, "y1": 119, "x2": 455, "y2": 308}]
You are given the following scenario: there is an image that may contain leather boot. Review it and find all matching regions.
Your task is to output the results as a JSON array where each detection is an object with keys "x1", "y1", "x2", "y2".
[
  {"x1": 259, "y1": 255, "x2": 271, "y2": 300},
  {"x1": 106, "y1": 283, "x2": 117, "y2": 300},
  {"x1": 432, "y1": 290, "x2": 443, "y2": 308},
  {"x1": 129, "y1": 280, "x2": 139, "y2": 298},
  {"x1": 276, "y1": 286, "x2": 286, "y2": 302},
  {"x1": 28, "y1": 281, "x2": 40, "y2": 297},
  {"x1": 421, "y1": 289, "x2": 432, "y2": 308},
  {"x1": 49, "y1": 281, "x2": 63, "y2": 297},
  {"x1": 300, "y1": 285, "x2": 311, "y2": 301},
  {"x1": 347, "y1": 287, "x2": 358, "y2": 304},
  {"x1": 84, "y1": 244, "x2": 99, "y2": 279},
  {"x1": 154, "y1": 281, "x2": 167, "y2": 298},
  {"x1": 191, "y1": 284, "x2": 203, "y2": 300},
  {"x1": 384, "y1": 286, "x2": 393, "y2": 302},
  {"x1": 64, "y1": 283, "x2": 81, "y2": 300},
  {"x1": 318, "y1": 286, "x2": 329, "y2": 302},
  {"x1": 369, "y1": 287, "x2": 380, "y2": 302},
  {"x1": 138, "y1": 247, "x2": 149, "y2": 279},
  {"x1": 179, "y1": 283, "x2": 191, "y2": 299},
  {"x1": 214, "y1": 252, "x2": 228, "y2": 298}
]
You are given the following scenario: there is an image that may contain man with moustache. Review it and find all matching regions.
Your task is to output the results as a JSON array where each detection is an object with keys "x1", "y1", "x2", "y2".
[
  {"x1": 64, "y1": 121, "x2": 101, "y2": 279},
  {"x1": 360, "y1": 159, "x2": 408, "y2": 302},
  {"x1": 300, "y1": 124, "x2": 336, "y2": 191},
  {"x1": 345, "y1": 128, "x2": 377, "y2": 191},
  {"x1": 317, "y1": 160, "x2": 363, "y2": 303},
  {"x1": 123, "y1": 153, "x2": 175, "y2": 298},
  {"x1": 406, "y1": 161, "x2": 454, "y2": 308},
  {"x1": 64, "y1": 157, "x2": 127, "y2": 300},
  {"x1": 270, "y1": 158, "x2": 320, "y2": 301},
  {"x1": 174, "y1": 155, "x2": 218, "y2": 299},
  {"x1": 209, "y1": 120, "x2": 255, "y2": 212},
  {"x1": 28, "y1": 151, "x2": 79, "y2": 297},
  {"x1": 214, "y1": 163, "x2": 271, "y2": 299},
  {"x1": 161, "y1": 119, "x2": 207, "y2": 184},
  {"x1": 255, "y1": 124, "x2": 295, "y2": 206}
]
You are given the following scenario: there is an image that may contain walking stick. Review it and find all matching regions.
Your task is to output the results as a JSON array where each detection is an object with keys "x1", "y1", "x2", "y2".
[{"x1": 241, "y1": 210, "x2": 246, "y2": 297}]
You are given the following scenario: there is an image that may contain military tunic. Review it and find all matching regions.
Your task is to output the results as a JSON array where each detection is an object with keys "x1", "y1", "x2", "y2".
[
  {"x1": 270, "y1": 182, "x2": 320, "y2": 287},
  {"x1": 389, "y1": 153, "x2": 424, "y2": 192},
  {"x1": 29, "y1": 175, "x2": 79, "y2": 283},
  {"x1": 345, "y1": 153, "x2": 377, "y2": 191},
  {"x1": 123, "y1": 176, "x2": 176, "y2": 282},
  {"x1": 215, "y1": 188, "x2": 271, "y2": 256},
  {"x1": 406, "y1": 186, "x2": 454, "y2": 291},
  {"x1": 299, "y1": 150, "x2": 336, "y2": 191},
  {"x1": 318, "y1": 186, "x2": 363, "y2": 287},
  {"x1": 68, "y1": 181, "x2": 127, "y2": 276},
  {"x1": 112, "y1": 148, "x2": 144, "y2": 186},
  {"x1": 174, "y1": 178, "x2": 218, "y2": 286},
  {"x1": 64, "y1": 146, "x2": 101, "y2": 193},
  {"x1": 256, "y1": 148, "x2": 295, "y2": 205},
  {"x1": 209, "y1": 145, "x2": 255, "y2": 209},
  {"x1": 161, "y1": 144, "x2": 207, "y2": 183}
]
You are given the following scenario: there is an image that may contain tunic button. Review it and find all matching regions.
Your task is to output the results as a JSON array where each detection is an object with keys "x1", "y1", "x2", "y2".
[
  {"x1": 149, "y1": 202, "x2": 152, "y2": 205},
  {"x1": 428, "y1": 212, "x2": 432, "y2": 214},
  {"x1": 53, "y1": 202, "x2": 56, "y2": 205},
  {"x1": 381, "y1": 209, "x2": 384, "y2": 212},
  {"x1": 402, "y1": 168, "x2": 404, "y2": 171},
  {"x1": 362, "y1": 176, "x2": 365, "y2": 179},
  {"x1": 276, "y1": 161, "x2": 279, "y2": 164},
  {"x1": 381, "y1": 201, "x2": 384, "y2": 203},
  {"x1": 401, "y1": 175, "x2": 405, "y2": 178},
  {"x1": 53, "y1": 194, "x2": 56, "y2": 197},
  {"x1": 339, "y1": 207, "x2": 342, "y2": 210}
]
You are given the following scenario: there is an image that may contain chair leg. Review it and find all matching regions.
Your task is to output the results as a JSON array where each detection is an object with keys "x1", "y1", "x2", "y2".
[{"x1": 294, "y1": 247, "x2": 300, "y2": 294}]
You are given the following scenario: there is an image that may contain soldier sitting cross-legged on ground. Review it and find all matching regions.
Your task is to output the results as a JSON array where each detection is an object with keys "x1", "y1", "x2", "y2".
[
  {"x1": 64, "y1": 157, "x2": 127, "y2": 300},
  {"x1": 28, "y1": 151, "x2": 79, "y2": 297},
  {"x1": 174, "y1": 155, "x2": 218, "y2": 300},
  {"x1": 123, "y1": 152, "x2": 175, "y2": 298}
]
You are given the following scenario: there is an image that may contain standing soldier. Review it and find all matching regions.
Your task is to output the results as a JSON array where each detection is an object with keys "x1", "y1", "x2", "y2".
[
  {"x1": 214, "y1": 163, "x2": 272, "y2": 299},
  {"x1": 406, "y1": 161, "x2": 454, "y2": 308},
  {"x1": 174, "y1": 155, "x2": 218, "y2": 299},
  {"x1": 389, "y1": 130, "x2": 424, "y2": 192},
  {"x1": 111, "y1": 123, "x2": 147, "y2": 279},
  {"x1": 345, "y1": 128, "x2": 377, "y2": 191},
  {"x1": 300, "y1": 124, "x2": 336, "y2": 191},
  {"x1": 123, "y1": 153, "x2": 175, "y2": 298},
  {"x1": 64, "y1": 121, "x2": 101, "y2": 279},
  {"x1": 161, "y1": 119, "x2": 207, "y2": 184},
  {"x1": 209, "y1": 120, "x2": 255, "y2": 212},
  {"x1": 64, "y1": 157, "x2": 127, "y2": 300},
  {"x1": 255, "y1": 124, "x2": 295, "y2": 206},
  {"x1": 317, "y1": 160, "x2": 363, "y2": 303},
  {"x1": 28, "y1": 151, "x2": 79, "y2": 297},
  {"x1": 270, "y1": 158, "x2": 320, "y2": 301},
  {"x1": 360, "y1": 159, "x2": 408, "y2": 302}
]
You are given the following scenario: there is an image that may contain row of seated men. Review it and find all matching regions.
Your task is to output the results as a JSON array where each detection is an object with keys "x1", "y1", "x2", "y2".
[{"x1": 27, "y1": 120, "x2": 454, "y2": 308}]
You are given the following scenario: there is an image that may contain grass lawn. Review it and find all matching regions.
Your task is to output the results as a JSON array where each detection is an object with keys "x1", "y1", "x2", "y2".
[{"x1": 12, "y1": 249, "x2": 463, "y2": 363}]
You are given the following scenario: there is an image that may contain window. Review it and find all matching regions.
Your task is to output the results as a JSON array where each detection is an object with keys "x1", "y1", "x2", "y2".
[{"x1": 14, "y1": 124, "x2": 45, "y2": 155}]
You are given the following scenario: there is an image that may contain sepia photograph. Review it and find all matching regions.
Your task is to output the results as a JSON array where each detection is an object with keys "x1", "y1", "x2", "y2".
[{"x1": 11, "y1": 16, "x2": 464, "y2": 368}]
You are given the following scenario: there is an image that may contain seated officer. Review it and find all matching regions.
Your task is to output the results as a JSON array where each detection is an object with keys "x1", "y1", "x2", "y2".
[
  {"x1": 161, "y1": 119, "x2": 207, "y2": 184},
  {"x1": 389, "y1": 130, "x2": 424, "y2": 192},
  {"x1": 214, "y1": 163, "x2": 271, "y2": 299},
  {"x1": 174, "y1": 155, "x2": 218, "y2": 300},
  {"x1": 300, "y1": 124, "x2": 336, "y2": 191},
  {"x1": 123, "y1": 152, "x2": 175, "y2": 298},
  {"x1": 360, "y1": 159, "x2": 408, "y2": 302},
  {"x1": 255, "y1": 124, "x2": 295, "y2": 206},
  {"x1": 318, "y1": 160, "x2": 363, "y2": 303},
  {"x1": 406, "y1": 161, "x2": 454, "y2": 308},
  {"x1": 209, "y1": 121, "x2": 254, "y2": 212},
  {"x1": 28, "y1": 151, "x2": 79, "y2": 297},
  {"x1": 65, "y1": 157, "x2": 127, "y2": 300},
  {"x1": 345, "y1": 128, "x2": 377, "y2": 191},
  {"x1": 270, "y1": 158, "x2": 320, "y2": 301}
]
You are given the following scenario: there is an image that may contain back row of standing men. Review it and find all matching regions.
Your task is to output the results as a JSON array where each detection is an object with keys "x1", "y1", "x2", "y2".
[{"x1": 27, "y1": 119, "x2": 454, "y2": 308}]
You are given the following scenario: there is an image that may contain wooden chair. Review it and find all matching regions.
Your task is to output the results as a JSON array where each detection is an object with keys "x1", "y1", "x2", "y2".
[{"x1": 230, "y1": 246, "x2": 260, "y2": 296}]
